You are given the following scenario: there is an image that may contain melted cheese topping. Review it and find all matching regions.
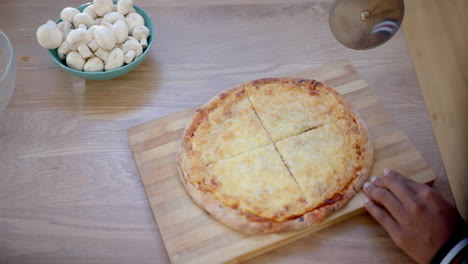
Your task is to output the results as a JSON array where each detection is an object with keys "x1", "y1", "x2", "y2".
[
  {"x1": 196, "y1": 145, "x2": 308, "y2": 221},
  {"x1": 183, "y1": 79, "x2": 368, "y2": 223},
  {"x1": 247, "y1": 82, "x2": 345, "y2": 142},
  {"x1": 189, "y1": 96, "x2": 272, "y2": 168},
  {"x1": 275, "y1": 120, "x2": 360, "y2": 209}
]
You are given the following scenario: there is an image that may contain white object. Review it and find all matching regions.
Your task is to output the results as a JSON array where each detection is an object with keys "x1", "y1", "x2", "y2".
[
  {"x1": 100, "y1": 20, "x2": 113, "y2": 28},
  {"x1": 125, "y1": 12, "x2": 144, "y2": 34},
  {"x1": 127, "y1": 36, "x2": 137, "y2": 41},
  {"x1": 83, "y1": 5, "x2": 98, "y2": 19},
  {"x1": 103, "y1": 12, "x2": 125, "y2": 24},
  {"x1": 93, "y1": 0, "x2": 114, "y2": 17},
  {"x1": 132, "y1": 25, "x2": 150, "y2": 48},
  {"x1": 104, "y1": 47, "x2": 124, "y2": 70},
  {"x1": 84, "y1": 57, "x2": 105, "y2": 72},
  {"x1": 117, "y1": 0, "x2": 134, "y2": 15},
  {"x1": 87, "y1": 26, "x2": 100, "y2": 52},
  {"x1": 67, "y1": 29, "x2": 93, "y2": 59},
  {"x1": 57, "y1": 21, "x2": 73, "y2": 41},
  {"x1": 88, "y1": 40, "x2": 100, "y2": 52},
  {"x1": 66, "y1": 51, "x2": 85, "y2": 70},
  {"x1": 94, "y1": 26, "x2": 116, "y2": 50},
  {"x1": 95, "y1": 48, "x2": 110, "y2": 62},
  {"x1": 36, "y1": 22, "x2": 63, "y2": 49},
  {"x1": 57, "y1": 41, "x2": 72, "y2": 60},
  {"x1": 88, "y1": 25, "x2": 99, "y2": 37},
  {"x1": 95, "y1": 18, "x2": 103, "y2": 26},
  {"x1": 112, "y1": 19, "x2": 128, "y2": 44},
  {"x1": 60, "y1": 7, "x2": 80, "y2": 23},
  {"x1": 123, "y1": 38, "x2": 142, "y2": 63},
  {"x1": 73, "y1": 13, "x2": 94, "y2": 30}
]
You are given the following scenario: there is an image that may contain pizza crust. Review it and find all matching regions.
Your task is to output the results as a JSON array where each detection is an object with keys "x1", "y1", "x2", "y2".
[
  {"x1": 177, "y1": 78, "x2": 373, "y2": 235},
  {"x1": 346, "y1": 101, "x2": 374, "y2": 193},
  {"x1": 177, "y1": 155, "x2": 310, "y2": 235},
  {"x1": 179, "y1": 83, "x2": 272, "y2": 176},
  {"x1": 178, "y1": 153, "x2": 360, "y2": 235}
]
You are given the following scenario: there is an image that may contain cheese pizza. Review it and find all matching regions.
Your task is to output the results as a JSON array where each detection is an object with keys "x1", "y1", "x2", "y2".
[{"x1": 177, "y1": 78, "x2": 373, "y2": 235}]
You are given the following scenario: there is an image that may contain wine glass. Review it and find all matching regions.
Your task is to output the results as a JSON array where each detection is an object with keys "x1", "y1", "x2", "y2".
[
  {"x1": 0, "y1": 30, "x2": 16, "y2": 115},
  {"x1": 329, "y1": 0, "x2": 405, "y2": 50}
]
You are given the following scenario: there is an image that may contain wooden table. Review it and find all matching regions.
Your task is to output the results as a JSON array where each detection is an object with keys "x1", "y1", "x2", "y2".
[{"x1": 0, "y1": 0, "x2": 452, "y2": 263}]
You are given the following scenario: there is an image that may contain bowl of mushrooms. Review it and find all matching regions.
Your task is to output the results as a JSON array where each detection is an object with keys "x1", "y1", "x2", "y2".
[{"x1": 36, "y1": 0, "x2": 155, "y2": 80}]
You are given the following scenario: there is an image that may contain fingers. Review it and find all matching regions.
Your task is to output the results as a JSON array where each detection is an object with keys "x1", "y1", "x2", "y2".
[
  {"x1": 369, "y1": 169, "x2": 417, "y2": 207},
  {"x1": 364, "y1": 198, "x2": 399, "y2": 235},
  {"x1": 363, "y1": 181, "x2": 407, "y2": 220}
]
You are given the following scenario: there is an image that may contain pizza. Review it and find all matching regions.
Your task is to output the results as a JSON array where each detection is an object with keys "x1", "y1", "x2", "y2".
[{"x1": 177, "y1": 78, "x2": 373, "y2": 235}]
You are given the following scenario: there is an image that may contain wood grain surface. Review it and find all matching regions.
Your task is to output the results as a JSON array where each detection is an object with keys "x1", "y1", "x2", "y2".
[
  {"x1": 402, "y1": 0, "x2": 468, "y2": 221},
  {"x1": 128, "y1": 61, "x2": 436, "y2": 264},
  {"x1": 0, "y1": 0, "x2": 451, "y2": 263}
]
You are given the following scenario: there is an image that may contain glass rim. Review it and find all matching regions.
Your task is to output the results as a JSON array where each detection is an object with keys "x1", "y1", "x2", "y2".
[{"x1": 0, "y1": 30, "x2": 14, "y2": 82}]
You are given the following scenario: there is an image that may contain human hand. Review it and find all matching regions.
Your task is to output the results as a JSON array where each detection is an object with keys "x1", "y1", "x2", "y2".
[{"x1": 363, "y1": 168, "x2": 465, "y2": 264}]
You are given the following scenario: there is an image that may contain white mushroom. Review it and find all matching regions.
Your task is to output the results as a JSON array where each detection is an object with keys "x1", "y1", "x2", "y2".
[
  {"x1": 36, "y1": 22, "x2": 63, "y2": 49},
  {"x1": 73, "y1": 13, "x2": 94, "y2": 30},
  {"x1": 123, "y1": 38, "x2": 142, "y2": 64},
  {"x1": 118, "y1": 37, "x2": 134, "y2": 50},
  {"x1": 125, "y1": 12, "x2": 144, "y2": 34},
  {"x1": 94, "y1": 26, "x2": 116, "y2": 50},
  {"x1": 117, "y1": 0, "x2": 133, "y2": 15},
  {"x1": 126, "y1": 36, "x2": 137, "y2": 42},
  {"x1": 100, "y1": 19, "x2": 113, "y2": 28},
  {"x1": 95, "y1": 18, "x2": 103, "y2": 25},
  {"x1": 57, "y1": 21, "x2": 73, "y2": 41},
  {"x1": 103, "y1": 12, "x2": 125, "y2": 24},
  {"x1": 57, "y1": 41, "x2": 72, "y2": 60},
  {"x1": 88, "y1": 25, "x2": 99, "y2": 36},
  {"x1": 94, "y1": 48, "x2": 110, "y2": 62},
  {"x1": 66, "y1": 51, "x2": 85, "y2": 70},
  {"x1": 132, "y1": 25, "x2": 150, "y2": 49},
  {"x1": 87, "y1": 26, "x2": 100, "y2": 51},
  {"x1": 104, "y1": 47, "x2": 124, "y2": 71},
  {"x1": 84, "y1": 57, "x2": 104, "y2": 72},
  {"x1": 93, "y1": 0, "x2": 114, "y2": 17},
  {"x1": 112, "y1": 19, "x2": 128, "y2": 44},
  {"x1": 67, "y1": 29, "x2": 93, "y2": 59},
  {"x1": 88, "y1": 40, "x2": 100, "y2": 52},
  {"x1": 83, "y1": 5, "x2": 98, "y2": 19},
  {"x1": 60, "y1": 7, "x2": 80, "y2": 23}
]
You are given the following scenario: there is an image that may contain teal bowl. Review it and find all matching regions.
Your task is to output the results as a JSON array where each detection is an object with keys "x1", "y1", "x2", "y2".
[{"x1": 48, "y1": 2, "x2": 155, "y2": 80}]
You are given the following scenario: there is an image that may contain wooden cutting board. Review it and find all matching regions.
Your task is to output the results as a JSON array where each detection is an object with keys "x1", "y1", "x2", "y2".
[{"x1": 127, "y1": 61, "x2": 436, "y2": 264}]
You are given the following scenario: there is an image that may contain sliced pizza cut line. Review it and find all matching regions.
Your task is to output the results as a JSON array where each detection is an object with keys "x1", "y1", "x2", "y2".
[
  {"x1": 187, "y1": 144, "x2": 310, "y2": 223},
  {"x1": 180, "y1": 84, "x2": 274, "y2": 177},
  {"x1": 245, "y1": 78, "x2": 348, "y2": 143},
  {"x1": 177, "y1": 77, "x2": 374, "y2": 234},
  {"x1": 182, "y1": 96, "x2": 275, "y2": 184},
  {"x1": 275, "y1": 119, "x2": 365, "y2": 210},
  {"x1": 246, "y1": 95, "x2": 305, "y2": 190},
  {"x1": 246, "y1": 91, "x2": 337, "y2": 200},
  {"x1": 299, "y1": 125, "x2": 323, "y2": 134}
]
